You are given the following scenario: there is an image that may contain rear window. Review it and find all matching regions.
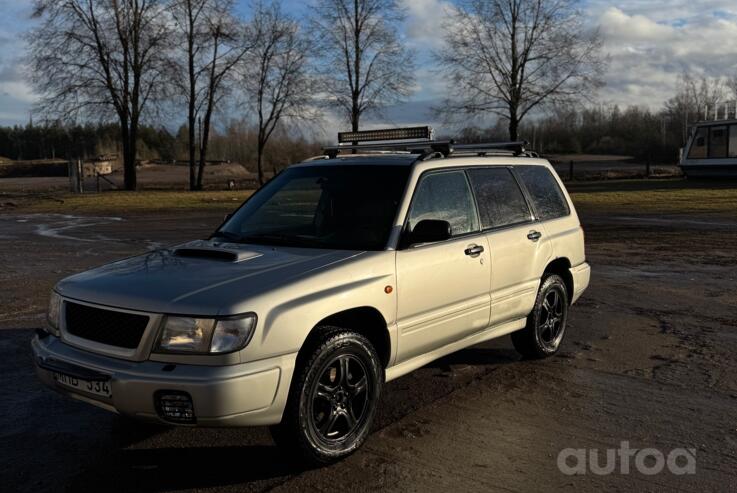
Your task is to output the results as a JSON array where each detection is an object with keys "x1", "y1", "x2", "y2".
[
  {"x1": 729, "y1": 126, "x2": 737, "y2": 157},
  {"x1": 708, "y1": 126, "x2": 728, "y2": 158},
  {"x1": 688, "y1": 127, "x2": 707, "y2": 159},
  {"x1": 515, "y1": 166, "x2": 570, "y2": 221},
  {"x1": 467, "y1": 168, "x2": 531, "y2": 229}
]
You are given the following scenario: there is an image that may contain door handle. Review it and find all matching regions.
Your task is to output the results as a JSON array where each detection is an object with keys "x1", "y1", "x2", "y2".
[
  {"x1": 527, "y1": 230, "x2": 542, "y2": 242},
  {"x1": 464, "y1": 245, "x2": 485, "y2": 256}
]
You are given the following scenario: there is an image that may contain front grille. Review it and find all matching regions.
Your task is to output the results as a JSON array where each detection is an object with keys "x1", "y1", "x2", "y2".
[{"x1": 65, "y1": 302, "x2": 149, "y2": 349}]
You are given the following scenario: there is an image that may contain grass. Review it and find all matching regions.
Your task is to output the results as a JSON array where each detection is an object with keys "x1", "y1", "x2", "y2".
[
  {"x1": 9, "y1": 178, "x2": 737, "y2": 216},
  {"x1": 568, "y1": 179, "x2": 737, "y2": 214},
  {"x1": 18, "y1": 190, "x2": 254, "y2": 213}
]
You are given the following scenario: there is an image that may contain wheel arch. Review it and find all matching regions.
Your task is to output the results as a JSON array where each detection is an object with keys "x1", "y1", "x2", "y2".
[
  {"x1": 543, "y1": 257, "x2": 573, "y2": 303},
  {"x1": 298, "y1": 306, "x2": 392, "y2": 370}
]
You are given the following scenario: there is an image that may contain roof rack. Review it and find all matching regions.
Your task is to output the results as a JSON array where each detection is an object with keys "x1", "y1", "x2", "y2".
[
  {"x1": 452, "y1": 141, "x2": 528, "y2": 156},
  {"x1": 321, "y1": 126, "x2": 530, "y2": 159},
  {"x1": 323, "y1": 140, "x2": 454, "y2": 159}
]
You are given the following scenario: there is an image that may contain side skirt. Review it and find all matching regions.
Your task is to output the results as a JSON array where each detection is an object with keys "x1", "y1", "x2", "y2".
[{"x1": 385, "y1": 318, "x2": 526, "y2": 383}]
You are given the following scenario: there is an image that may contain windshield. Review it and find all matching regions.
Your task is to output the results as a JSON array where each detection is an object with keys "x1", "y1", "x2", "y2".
[{"x1": 215, "y1": 164, "x2": 410, "y2": 250}]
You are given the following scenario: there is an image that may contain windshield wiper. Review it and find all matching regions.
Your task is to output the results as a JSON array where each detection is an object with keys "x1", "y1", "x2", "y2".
[
  {"x1": 239, "y1": 233, "x2": 320, "y2": 247},
  {"x1": 210, "y1": 231, "x2": 246, "y2": 242}
]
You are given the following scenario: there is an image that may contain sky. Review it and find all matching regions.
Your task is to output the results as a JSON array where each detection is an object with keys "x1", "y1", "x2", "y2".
[{"x1": 2, "y1": 0, "x2": 737, "y2": 131}]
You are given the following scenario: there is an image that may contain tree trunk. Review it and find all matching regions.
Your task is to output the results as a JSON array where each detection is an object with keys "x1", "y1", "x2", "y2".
[
  {"x1": 120, "y1": 119, "x2": 137, "y2": 191},
  {"x1": 508, "y1": 106, "x2": 519, "y2": 141},
  {"x1": 351, "y1": 104, "x2": 359, "y2": 132},
  {"x1": 256, "y1": 139, "x2": 265, "y2": 186},
  {"x1": 128, "y1": 120, "x2": 139, "y2": 190},
  {"x1": 187, "y1": 5, "x2": 197, "y2": 191},
  {"x1": 350, "y1": 96, "x2": 360, "y2": 151},
  {"x1": 351, "y1": 0, "x2": 360, "y2": 146},
  {"x1": 196, "y1": 135, "x2": 207, "y2": 191},
  {"x1": 197, "y1": 104, "x2": 213, "y2": 190},
  {"x1": 188, "y1": 119, "x2": 196, "y2": 190}
]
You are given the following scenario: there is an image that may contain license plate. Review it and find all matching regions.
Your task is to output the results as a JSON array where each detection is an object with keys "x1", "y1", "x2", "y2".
[{"x1": 53, "y1": 372, "x2": 112, "y2": 398}]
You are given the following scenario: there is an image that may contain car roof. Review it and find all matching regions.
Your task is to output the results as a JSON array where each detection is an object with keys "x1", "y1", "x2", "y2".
[
  {"x1": 296, "y1": 153, "x2": 552, "y2": 170},
  {"x1": 295, "y1": 154, "x2": 420, "y2": 167}
]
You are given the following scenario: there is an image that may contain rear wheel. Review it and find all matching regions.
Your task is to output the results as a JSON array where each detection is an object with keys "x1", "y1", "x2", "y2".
[
  {"x1": 270, "y1": 328, "x2": 382, "y2": 465},
  {"x1": 512, "y1": 274, "x2": 569, "y2": 359}
]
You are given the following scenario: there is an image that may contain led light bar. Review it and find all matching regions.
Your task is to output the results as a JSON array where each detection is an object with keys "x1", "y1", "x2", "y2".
[{"x1": 338, "y1": 126, "x2": 434, "y2": 144}]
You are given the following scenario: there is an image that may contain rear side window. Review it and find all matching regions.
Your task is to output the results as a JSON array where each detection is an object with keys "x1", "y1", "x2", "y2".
[
  {"x1": 708, "y1": 126, "x2": 728, "y2": 158},
  {"x1": 467, "y1": 168, "x2": 531, "y2": 229},
  {"x1": 515, "y1": 166, "x2": 570, "y2": 221},
  {"x1": 407, "y1": 171, "x2": 479, "y2": 237},
  {"x1": 729, "y1": 125, "x2": 737, "y2": 157},
  {"x1": 688, "y1": 127, "x2": 707, "y2": 158}
]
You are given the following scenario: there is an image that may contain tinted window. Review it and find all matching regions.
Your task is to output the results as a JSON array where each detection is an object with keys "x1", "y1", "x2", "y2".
[
  {"x1": 407, "y1": 171, "x2": 479, "y2": 237},
  {"x1": 467, "y1": 168, "x2": 531, "y2": 229},
  {"x1": 729, "y1": 125, "x2": 737, "y2": 158},
  {"x1": 219, "y1": 165, "x2": 410, "y2": 250},
  {"x1": 688, "y1": 127, "x2": 707, "y2": 159},
  {"x1": 515, "y1": 166, "x2": 570, "y2": 221},
  {"x1": 708, "y1": 126, "x2": 728, "y2": 158}
]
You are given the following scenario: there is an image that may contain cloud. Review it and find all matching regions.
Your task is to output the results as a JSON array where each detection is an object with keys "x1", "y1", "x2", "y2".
[
  {"x1": 599, "y1": 7, "x2": 675, "y2": 43},
  {"x1": 3, "y1": 1, "x2": 737, "y2": 127},
  {"x1": 0, "y1": 81, "x2": 36, "y2": 103},
  {"x1": 403, "y1": 0, "x2": 456, "y2": 51},
  {"x1": 593, "y1": 6, "x2": 737, "y2": 108}
]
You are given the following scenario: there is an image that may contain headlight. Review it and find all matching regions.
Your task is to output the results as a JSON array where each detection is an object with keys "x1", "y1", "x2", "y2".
[
  {"x1": 155, "y1": 314, "x2": 256, "y2": 354},
  {"x1": 46, "y1": 291, "x2": 62, "y2": 335}
]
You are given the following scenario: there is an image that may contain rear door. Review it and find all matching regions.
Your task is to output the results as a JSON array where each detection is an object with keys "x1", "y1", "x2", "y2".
[
  {"x1": 514, "y1": 165, "x2": 584, "y2": 269},
  {"x1": 467, "y1": 167, "x2": 552, "y2": 326},
  {"x1": 395, "y1": 170, "x2": 491, "y2": 363}
]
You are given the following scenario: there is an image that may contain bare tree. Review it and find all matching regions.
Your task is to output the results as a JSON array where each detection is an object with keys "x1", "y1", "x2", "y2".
[
  {"x1": 310, "y1": 0, "x2": 414, "y2": 132},
  {"x1": 171, "y1": 0, "x2": 249, "y2": 190},
  {"x1": 437, "y1": 0, "x2": 606, "y2": 141},
  {"x1": 727, "y1": 73, "x2": 737, "y2": 106},
  {"x1": 28, "y1": 0, "x2": 171, "y2": 190},
  {"x1": 242, "y1": 1, "x2": 319, "y2": 185},
  {"x1": 665, "y1": 72, "x2": 725, "y2": 141}
]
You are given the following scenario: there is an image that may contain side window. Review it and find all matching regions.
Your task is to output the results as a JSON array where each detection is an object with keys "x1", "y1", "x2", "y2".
[
  {"x1": 709, "y1": 126, "x2": 728, "y2": 158},
  {"x1": 687, "y1": 127, "x2": 707, "y2": 159},
  {"x1": 467, "y1": 168, "x2": 531, "y2": 229},
  {"x1": 515, "y1": 166, "x2": 570, "y2": 221},
  {"x1": 729, "y1": 125, "x2": 737, "y2": 157},
  {"x1": 407, "y1": 171, "x2": 479, "y2": 237}
]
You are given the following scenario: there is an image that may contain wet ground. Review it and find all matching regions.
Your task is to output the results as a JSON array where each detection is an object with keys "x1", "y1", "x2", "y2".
[{"x1": 1, "y1": 186, "x2": 736, "y2": 492}]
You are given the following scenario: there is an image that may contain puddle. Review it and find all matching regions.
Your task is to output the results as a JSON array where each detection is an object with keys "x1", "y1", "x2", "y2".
[
  {"x1": 612, "y1": 216, "x2": 737, "y2": 229},
  {"x1": 1, "y1": 214, "x2": 124, "y2": 243}
]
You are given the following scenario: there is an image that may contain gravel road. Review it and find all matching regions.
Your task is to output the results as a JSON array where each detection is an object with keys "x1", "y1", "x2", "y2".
[{"x1": 1, "y1": 198, "x2": 736, "y2": 492}]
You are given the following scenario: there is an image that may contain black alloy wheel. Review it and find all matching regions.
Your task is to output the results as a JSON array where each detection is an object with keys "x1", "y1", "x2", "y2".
[
  {"x1": 512, "y1": 274, "x2": 569, "y2": 359},
  {"x1": 271, "y1": 328, "x2": 382, "y2": 465}
]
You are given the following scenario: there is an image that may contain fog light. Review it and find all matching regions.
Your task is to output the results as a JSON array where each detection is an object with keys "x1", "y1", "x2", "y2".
[{"x1": 155, "y1": 391, "x2": 196, "y2": 424}]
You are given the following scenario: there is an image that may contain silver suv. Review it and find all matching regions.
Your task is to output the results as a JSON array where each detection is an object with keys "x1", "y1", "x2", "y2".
[{"x1": 33, "y1": 127, "x2": 590, "y2": 464}]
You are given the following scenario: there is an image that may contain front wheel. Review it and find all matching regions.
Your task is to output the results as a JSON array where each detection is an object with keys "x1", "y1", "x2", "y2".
[
  {"x1": 270, "y1": 328, "x2": 382, "y2": 465},
  {"x1": 512, "y1": 274, "x2": 569, "y2": 359}
]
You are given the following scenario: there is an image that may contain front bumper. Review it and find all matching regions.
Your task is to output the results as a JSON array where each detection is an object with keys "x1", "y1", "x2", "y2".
[{"x1": 32, "y1": 334, "x2": 296, "y2": 427}]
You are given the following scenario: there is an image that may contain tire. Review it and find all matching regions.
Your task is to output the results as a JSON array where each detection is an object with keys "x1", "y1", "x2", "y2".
[
  {"x1": 512, "y1": 274, "x2": 569, "y2": 359},
  {"x1": 270, "y1": 327, "x2": 383, "y2": 466}
]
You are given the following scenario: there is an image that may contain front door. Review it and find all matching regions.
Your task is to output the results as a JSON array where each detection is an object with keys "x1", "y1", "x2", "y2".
[
  {"x1": 466, "y1": 167, "x2": 552, "y2": 326},
  {"x1": 395, "y1": 170, "x2": 491, "y2": 363}
]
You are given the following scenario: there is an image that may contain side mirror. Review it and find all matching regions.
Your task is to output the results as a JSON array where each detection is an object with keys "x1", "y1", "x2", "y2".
[{"x1": 409, "y1": 219, "x2": 451, "y2": 245}]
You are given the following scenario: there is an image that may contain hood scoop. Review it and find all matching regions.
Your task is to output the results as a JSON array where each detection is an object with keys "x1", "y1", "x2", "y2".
[{"x1": 173, "y1": 246, "x2": 263, "y2": 263}]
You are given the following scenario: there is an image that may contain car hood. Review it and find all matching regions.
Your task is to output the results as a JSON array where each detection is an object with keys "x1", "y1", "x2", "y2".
[{"x1": 56, "y1": 240, "x2": 365, "y2": 315}]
